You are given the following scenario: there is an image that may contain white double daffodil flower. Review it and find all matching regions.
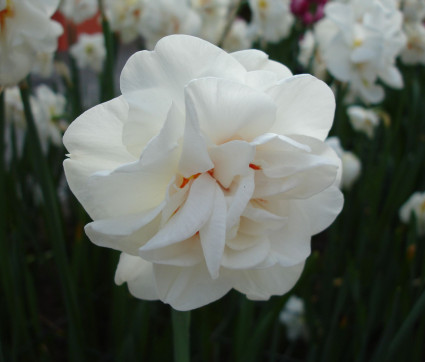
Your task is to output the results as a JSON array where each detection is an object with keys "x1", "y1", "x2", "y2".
[{"x1": 63, "y1": 35, "x2": 343, "y2": 310}]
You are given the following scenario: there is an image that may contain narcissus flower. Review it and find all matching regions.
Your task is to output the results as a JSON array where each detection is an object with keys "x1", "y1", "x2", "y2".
[
  {"x1": 0, "y1": 0, "x2": 63, "y2": 86},
  {"x1": 248, "y1": 0, "x2": 294, "y2": 43},
  {"x1": 70, "y1": 33, "x2": 106, "y2": 73},
  {"x1": 347, "y1": 105, "x2": 380, "y2": 138},
  {"x1": 279, "y1": 295, "x2": 308, "y2": 341},
  {"x1": 60, "y1": 0, "x2": 98, "y2": 24},
  {"x1": 400, "y1": 192, "x2": 425, "y2": 236},
  {"x1": 63, "y1": 35, "x2": 343, "y2": 310},
  {"x1": 315, "y1": 0, "x2": 406, "y2": 103}
]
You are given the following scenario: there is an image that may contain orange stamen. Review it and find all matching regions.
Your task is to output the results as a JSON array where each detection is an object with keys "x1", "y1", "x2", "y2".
[
  {"x1": 179, "y1": 173, "x2": 201, "y2": 188},
  {"x1": 249, "y1": 163, "x2": 262, "y2": 170}
]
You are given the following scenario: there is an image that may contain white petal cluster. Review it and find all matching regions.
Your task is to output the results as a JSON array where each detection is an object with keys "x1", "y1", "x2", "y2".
[
  {"x1": 399, "y1": 0, "x2": 425, "y2": 65},
  {"x1": 400, "y1": 192, "x2": 425, "y2": 235},
  {"x1": 347, "y1": 105, "x2": 380, "y2": 138},
  {"x1": 32, "y1": 52, "x2": 55, "y2": 78},
  {"x1": 105, "y1": 0, "x2": 146, "y2": 44},
  {"x1": 3, "y1": 85, "x2": 65, "y2": 161},
  {"x1": 222, "y1": 18, "x2": 252, "y2": 52},
  {"x1": 0, "y1": 0, "x2": 63, "y2": 86},
  {"x1": 298, "y1": 30, "x2": 328, "y2": 80},
  {"x1": 400, "y1": 22, "x2": 425, "y2": 65},
  {"x1": 326, "y1": 137, "x2": 361, "y2": 190},
  {"x1": 279, "y1": 295, "x2": 308, "y2": 341},
  {"x1": 63, "y1": 35, "x2": 343, "y2": 310},
  {"x1": 400, "y1": 0, "x2": 425, "y2": 22},
  {"x1": 314, "y1": 0, "x2": 406, "y2": 103},
  {"x1": 70, "y1": 33, "x2": 106, "y2": 73},
  {"x1": 106, "y1": 0, "x2": 202, "y2": 48},
  {"x1": 139, "y1": 0, "x2": 202, "y2": 50},
  {"x1": 60, "y1": 0, "x2": 98, "y2": 24},
  {"x1": 104, "y1": 0, "x2": 277, "y2": 50},
  {"x1": 33, "y1": 85, "x2": 67, "y2": 150},
  {"x1": 191, "y1": 0, "x2": 230, "y2": 44},
  {"x1": 248, "y1": 0, "x2": 294, "y2": 43}
]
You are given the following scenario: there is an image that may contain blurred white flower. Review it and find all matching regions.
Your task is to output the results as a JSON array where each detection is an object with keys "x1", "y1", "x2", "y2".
[
  {"x1": 105, "y1": 0, "x2": 146, "y2": 43},
  {"x1": 33, "y1": 84, "x2": 67, "y2": 150},
  {"x1": 400, "y1": 192, "x2": 425, "y2": 235},
  {"x1": 400, "y1": 0, "x2": 425, "y2": 23},
  {"x1": 0, "y1": 0, "x2": 63, "y2": 86},
  {"x1": 32, "y1": 51, "x2": 55, "y2": 78},
  {"x1": 191, "y1": 0, "x2": 230, "y2": 44},
  {"x1": 140, "y1": 0, "x2": 202, "y2": 49},
  {"x1": 347, "y1": 105, "x2": 380, "y2": 138},
  {"x1": 60, "y1": 0, "x2": 98, "y2": 24},
  {"x1": 63, "y1": 35, "x2": 343, "y2": 311},
  {"x1": 326, "y1": 137, "x2": 361, "y2": 190},
  {"x1": 400, "y1": 21, "x2": 425, "y2": 65},
  {"x1": 222, "y1": 18, "x2": 252, "y2": 52},
  {"x1": 315, "y1": 0, "x2": 406, "y2": 103},
  {"x1": 70, "y1": 33, "x2": 106, "y2": 73},
  {"x1": 279, "y1": 295, "x2": 308, "y2": 341},
  {"x1": 4, "y1": 86, "x2": 28, "y2": 129},
  {"x1": 298, "y1": 30, "x2": 328, "y2": 80},
  {"x1": 248, "y1": 0, "x2": 294, "y2": 43}
]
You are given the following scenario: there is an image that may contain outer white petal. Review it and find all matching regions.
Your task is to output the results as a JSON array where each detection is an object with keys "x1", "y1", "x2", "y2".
[
  {"x1": 184, "y1": 77, "x2": 277, "y2": 145},
  {"x1": 244, "y1": 70, "x2": 279, "y2": 91},
  {"x1": 291, "y1": 185, "x2": 344, "y2": 235},
  {"x1": 85, "y1": 203, "x2": 164, "y2": 255},
  {"x1": 85, "y1": 104, "x2": 182, "y2": 220},
  {"x1": 230, "y1": 262, "x2": 305, "y2": 300},
  {"x1": 153, "y1": 263, "x2": 232, "y2": 311},
  {"x1": 120, "y1": 34, "x2": 246, "y2": 108},
  {"x1": 63, "y1": 96, "x2": 132, "y2": 165},
  {"x1": 268, "y1": 210, "x2": 312, "y2": 266},
  {"x1": 115, "y1": 253, "x2": 159, "y2": 301},
  {"x1": 63, "y1": 97, "x2": 136, "y2": 219},
  {"x1": 267, "y1": 75, "x2": 335, "y2": 141},
  {"x1": 231, "y1": 49, "x2": 292, "y2": 79}
]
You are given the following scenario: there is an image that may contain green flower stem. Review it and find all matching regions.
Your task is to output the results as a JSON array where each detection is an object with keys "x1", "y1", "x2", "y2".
[
  {"x1": 0, "y1": 91, "x2": 6, "y2": 362},
  {"x1": 0, "y1": 90, "x2": 5, "y2": 236},
  {"x1": 386, "y1": 287, "x2": 425, "y2": 359},
  {"x1": 69, "y1": 56, "x2": 83, "y2": 119},
  {"x1": 172, "y1": 309, "x2": 191, "y2": 362},
  {"x1": 19, "y1": 81, "x2": 85, "y2": 362},
  {"x1": 99, "y1": 0, "x2": 115, "y2": 102}
]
